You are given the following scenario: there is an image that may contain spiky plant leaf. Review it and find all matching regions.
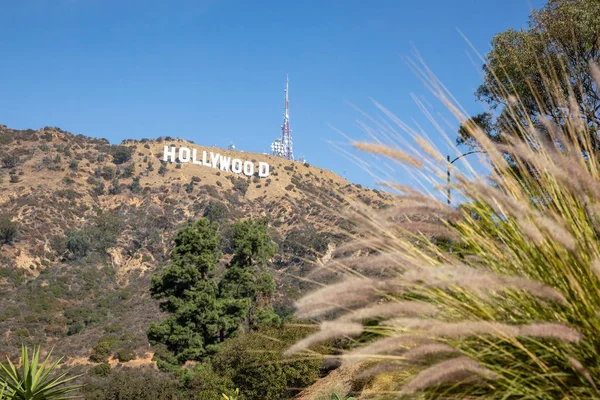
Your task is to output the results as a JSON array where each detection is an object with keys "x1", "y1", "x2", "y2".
[{"x1": 0, "y1": 345, "x2": 82, "y2": 400}]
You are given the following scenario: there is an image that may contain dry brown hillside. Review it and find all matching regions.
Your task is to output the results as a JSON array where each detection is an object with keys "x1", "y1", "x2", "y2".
[
  {"x1": 0, "y1": 125, "x2": 392, "y2": 272},
  {"x1": 0, "y1": 124, "x2": 395, "y2": 364}
]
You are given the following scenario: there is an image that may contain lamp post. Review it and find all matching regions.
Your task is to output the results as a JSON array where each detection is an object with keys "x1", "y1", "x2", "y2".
[{"x1": 447, "y1": 150, "x2": 486, "y2": 207}]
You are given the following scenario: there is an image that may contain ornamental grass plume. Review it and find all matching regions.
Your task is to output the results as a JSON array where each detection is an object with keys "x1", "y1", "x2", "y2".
[{"x1": 286, "y1": 55, "x2": 600, "y2": 399}]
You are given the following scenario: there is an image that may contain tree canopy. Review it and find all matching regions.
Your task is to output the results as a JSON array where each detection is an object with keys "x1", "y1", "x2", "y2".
[
  {"x1": 148, "y1": 217, "x2": 279, "y2": 369},
  {"x1": 148, "y1": 219, "x2": 223, "y2": 365},
  {"x1": 458, "y1": 0, "x2": 600, "y2": 151}
]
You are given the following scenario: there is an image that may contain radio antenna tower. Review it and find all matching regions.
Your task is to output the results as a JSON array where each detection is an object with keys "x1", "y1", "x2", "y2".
[{"x1": 281, "y1": 74, "x2": 294, "y2": 160}]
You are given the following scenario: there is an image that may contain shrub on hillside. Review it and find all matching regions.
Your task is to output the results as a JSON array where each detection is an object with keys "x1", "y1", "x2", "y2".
[
  {"x1": 158, "y1": 163, "x2": 168, "y2": 175},
  {"x1": 203, "y1": 201, "x2": 229, "y2": 224},
  {"x1": 89, "y1": 363, "x2": 111, "y2": 377},
  {"x1": 232, "y1": 177, "x2": 249, "y2": 195},
  {"x1": 89, "y1": 341, "x2": 112, "y2": 363},
  {"x1": 116, "y1": 348, "x2": 136, "y2": 362},
  {"x1": 0, "y1": 214, "x2": 18, "y2": 245},
  {"x1": 282, "y1": 224, "x2": 328, "y2": 261},
  {"x1": 129, "y1": 177, "x2": 141, "y2": 193},
  {"x1": 1, "y1": 154, "x2": 20, "y2": 168},
  {"x1": 110, "y1": 146, "x2": 133, "y2": 165},
  {"x1": 93, "y1": 181, "x2": 105, "y2": 195},
  {"x1": 66, "y1": 230, "x2": 90, "y2": 259},
  {"x1": 212, "y1": 327, "x2": 322, "y2": 400},
  {"x1": 101, "y1": 166, "x2": 116, "y2": 180},
  {"x1": 109, "y1": 178, "x2": 121, "y2": 195},
  {"x1": 180, "y1": 364, "x2": 236, "y2": 400},
  {"x1": 122, "y1": 163, "x2": 135, "y2": 178},
  {"x1": 86, "y1": 212, "x2": 122, "y2": 254},
  {"x1": 83, "y1": 367, "x2": 181, "y2": 400}
]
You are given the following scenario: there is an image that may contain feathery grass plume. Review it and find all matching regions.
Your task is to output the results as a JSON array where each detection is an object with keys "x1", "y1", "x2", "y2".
[
  {"x1": 289, "y1": 47, "x2": 600, "y2": 398},
  {"x1": 321, "y1": 253, "x2": 417, "y2": 275},
  {"x1": 285, "y1": 321, "x2": 364, "y2": 356},
  {"x1": 354, "y1": 362, "x2": 405, "y2": 380},
  {"x1": 392, "y1": 220, "x2": 461, "y2": 241},
  {"x1": 399, "y1": 264, "x2": 567, "y2": 304},
  {"x1": 376, "y1": 181, "x2": 420, "y2": 195},
  {"x1": 567, "y1": 356, "x2": 599, "y2": 394},
  {"x1": 400, "y1": 356, "x2": 499, "y2": 395},
  {"x1": 294, "y1": 277, "x2": 402, "y2": 319},
  {"x1": 341, "y1": 335, "x2": 434, "y2": 366},
  {"x1": 415, "y1": 136, "x2": 445, "y2": 163},
  {"x1": 339, "y1": 301, "x2": 438, "y2": 322},
  {"x1": 376, "y1": 199, "x2": 461, "y2": 221},
  {"x1": 401, "y1": 343, "x2": 460, "y2": 362},
  {"x1": 352, "y1": 142, "x2": 424, "y2": 168},
  {"x1": 332, "y1": 238, "x2": 392, "y2": 257},
  {"x1": 517, "y1": 323, "x2": 581, "y2": 343}
]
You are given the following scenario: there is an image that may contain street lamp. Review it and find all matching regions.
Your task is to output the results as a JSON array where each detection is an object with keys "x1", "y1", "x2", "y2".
[{"x1": 447, "y1": 150, "x2": 486, "y2": 207}]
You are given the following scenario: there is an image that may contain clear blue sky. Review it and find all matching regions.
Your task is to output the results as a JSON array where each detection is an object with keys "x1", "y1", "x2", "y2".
[{"x1": 0, "y1": 0, "x2": 544, "y2": 189}]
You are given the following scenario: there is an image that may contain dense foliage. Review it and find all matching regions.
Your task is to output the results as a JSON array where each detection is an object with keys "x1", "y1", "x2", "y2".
[{"x1": 148, "y1": 217, "x2": 279, "y2": 369}]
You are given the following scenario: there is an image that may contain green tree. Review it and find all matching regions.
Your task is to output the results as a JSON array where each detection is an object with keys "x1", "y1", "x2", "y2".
[
  {"x1": 148, "y1": 219, "x2": 223, "y2": 366},
  {"x1": 459, "y1": 0, "x2": 600, "y2": 151},
  {"x1": 218, "y1": 218, "x2": 277, "y2": 335},
  {"x1": 148, "y1": 218, "x2": 279, "y2": 369}
]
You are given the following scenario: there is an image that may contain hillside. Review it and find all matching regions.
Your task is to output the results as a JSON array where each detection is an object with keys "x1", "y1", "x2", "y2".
[{"x1": 0, "y1": 124, "x2": 394, "y2": 366}]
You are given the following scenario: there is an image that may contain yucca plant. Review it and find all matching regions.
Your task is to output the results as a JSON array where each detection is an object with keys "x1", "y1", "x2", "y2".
[
  {"x1": 221, "y1": 388, "x2": 240, "y2": 400},
  {"x1": 0, "y1": 345, "x2": 82, "y2": 400},
  {"x1": 286, "y1": 37, "x2": 600, "y2": 400}
]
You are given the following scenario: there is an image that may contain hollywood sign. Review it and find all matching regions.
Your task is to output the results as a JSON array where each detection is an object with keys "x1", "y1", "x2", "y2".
[{"x1": 163, "y1": 146, "x2": 270, "y2": 177}]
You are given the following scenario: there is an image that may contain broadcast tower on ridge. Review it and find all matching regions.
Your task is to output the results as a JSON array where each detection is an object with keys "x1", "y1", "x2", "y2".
[{"x1": 270, "y1": 75, "x2": 294, "y2": 160}]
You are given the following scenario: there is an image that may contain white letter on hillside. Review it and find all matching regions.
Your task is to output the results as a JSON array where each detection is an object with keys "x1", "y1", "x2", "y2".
[
  {"x1": 219, "y1": 155, "x2": 231, "y2": 171},
  {"x1": 163, "y1": 146, "x2": 177, "y2": 163},
  {"x1": 192, "y1": 149, "x2": 202, "y2": 165},
  {"x1": 231, "y1": 159, "x2": 243, "y2": 174},
  {"x1": 258, "y1": 162, "x2": 270, "y2": 177},
  {"x1": 243, "y1": 161, "x2": 254, "y2": 176},
  {"x1": 210, "y1": 152, "x2": 220, "y2": 168},
  {"x1": 202, "y1": 151, "x2": 210, "y2": 166},
  {"x1": 179, "y1": 147, "x2": 190, "y2": 163}
]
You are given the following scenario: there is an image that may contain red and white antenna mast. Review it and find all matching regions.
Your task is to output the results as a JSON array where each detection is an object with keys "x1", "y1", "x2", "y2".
[{"x1": 281, "y1": 74, "x2": 294, "y2": 160}]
